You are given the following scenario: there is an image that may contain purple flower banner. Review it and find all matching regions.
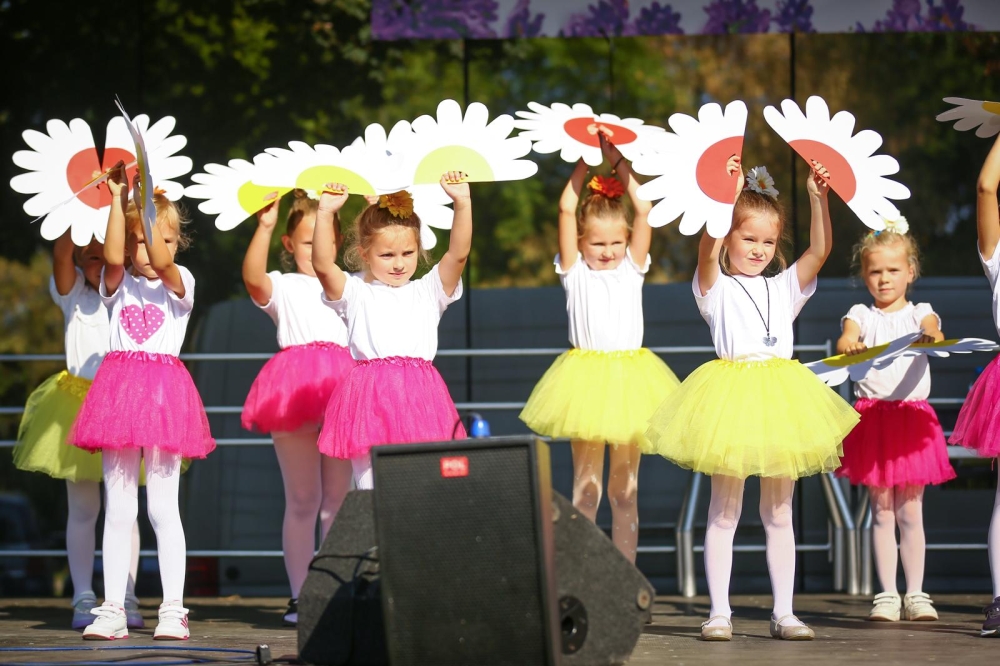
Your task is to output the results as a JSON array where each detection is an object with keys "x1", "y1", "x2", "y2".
[{"x1": 372, "y1": 0, "x2": 997, "y2": 40}]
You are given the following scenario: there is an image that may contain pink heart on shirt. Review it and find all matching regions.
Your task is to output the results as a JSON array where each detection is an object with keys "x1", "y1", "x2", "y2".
[{"x1": 120, "y1": 304, "x2": 164, "y2": 344}]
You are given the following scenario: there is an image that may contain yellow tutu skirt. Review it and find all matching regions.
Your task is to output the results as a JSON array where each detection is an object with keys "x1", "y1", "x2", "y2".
[
  {"x1": 643, "y1": 358, "x2": 859, "y2": 479},
  {"x1": 14, "y1": 371, "x2": 104, "y2": 482},
  {"x1": 519, "y1": 348, "x2": 680, "y2": 445}
]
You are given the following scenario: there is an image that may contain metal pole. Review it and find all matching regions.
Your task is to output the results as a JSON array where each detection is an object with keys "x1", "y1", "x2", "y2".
[
  {"x1": 854, "y1": 488, "x2": 873, "y2": 596},
  {"x1": 677, "y1": 472, "x2": 703, "y2": 597}
]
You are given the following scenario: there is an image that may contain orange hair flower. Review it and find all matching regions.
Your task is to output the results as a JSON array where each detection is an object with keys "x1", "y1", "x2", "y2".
[
  {"x1": 588, "y1": 175, "x2": 625, "y2": 199},
  {"x1": 378, "y1": 190, "x2": 414, "y2": 218},
  {"x1": 153, "y1": 186, "x2": 167, "y2": 196}
]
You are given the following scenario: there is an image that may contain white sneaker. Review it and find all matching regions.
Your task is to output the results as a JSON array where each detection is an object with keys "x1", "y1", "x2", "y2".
[
  {"x1": 153, "y1": 602, "x2": 190, "y2": 640},
  {"x1": 72, "y1": 592, "x2": 98, "y2": 630},
  {"x1": 868, "y1": 591, "x2": 902, "y2": 622},
  {"x1": 124, "y1": 595, "x2": 145, "y2": 629},
  {"x1": 903, "y1": 592, "x2": 938, "y2": 621},
  {"x1": 82, "y1": 602, "x2": 128, "y2": 640}
]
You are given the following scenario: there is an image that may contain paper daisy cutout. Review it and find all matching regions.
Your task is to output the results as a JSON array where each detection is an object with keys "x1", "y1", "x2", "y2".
[
  {"x1": 10, "y1": 112, "x2": 191, "y2": 245},
  {"x1": 185, "y1": 154, "x2": 292, "y2": 231},
  {"x1": 805, "y1": 331, "x2": 923, "y2": 387},
  {"x1": 632, "y1": 100, "x2": 748, "y2": 237},
  {"x1": 936, "y1": 98, "x2": 1000, "y2": 138},
  {"x1": 763, "y1": 96, "x2": 910, "y2": 232},
  {"x1": 903, "y1": 338, "x2": 998, "y2": 358},
  {"x1": 512, "y1": 101, "x2": 665, "y2": 166}
]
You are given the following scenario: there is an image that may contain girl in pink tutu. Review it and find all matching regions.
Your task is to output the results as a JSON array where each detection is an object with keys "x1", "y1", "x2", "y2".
[
  {"x1": 69, "y1": 162, "x2": 214, "y2": 641},
  {"x1": 836, "y1": 218, "x2": 953, "y2": 623},
  {"x1": 950, "y1": 132, "x2": 1000, "y2": 636},
  {"x1": 312, "y1": 174, "x2": 471, "y2": 489},
  {"x1": 240, "y1": 189, "x2": 354, "y2": 625}
]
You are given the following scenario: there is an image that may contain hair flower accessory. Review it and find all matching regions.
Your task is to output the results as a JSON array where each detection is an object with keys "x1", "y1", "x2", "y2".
[
  {"x1": 153, "y1": 186, "x2": 168, "y2": 196},
  {"x1": 379, "y1": 190, "x2": 414, "y2": 219},
  {"x1": 882, "y1": 215, "x2": 909, "y2": 235},
  {"x1": 588, "y1": 175, "x2": 625, "y2": 199},
  {"x1": 743, "y1": 166, "x2": 779, "y2": 199}
]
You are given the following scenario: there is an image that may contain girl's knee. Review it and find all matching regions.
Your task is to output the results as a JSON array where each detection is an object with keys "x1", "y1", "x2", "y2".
[{"x1": 574, "y1": 475, "x2": 603, "y2": 511}]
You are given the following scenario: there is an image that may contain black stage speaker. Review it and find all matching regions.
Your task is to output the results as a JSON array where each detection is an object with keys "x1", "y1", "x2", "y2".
[
  {"x1": 298, "y1": 490, "x2": 388, "y2": 666},
  {"x1": 372, "y1": 437, "x2": 560, "y2": 666}
]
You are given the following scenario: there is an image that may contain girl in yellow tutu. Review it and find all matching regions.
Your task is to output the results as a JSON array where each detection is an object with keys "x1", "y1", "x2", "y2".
[
  {"x1": 520, "y1": 131, "x2": 680, "y2": 562},
  {"x1": 644, "y1": 157, "x2": 858, "y2": 641},
  {"x1": 13, "y1": 229, "x2": 142, "y2": 631}
]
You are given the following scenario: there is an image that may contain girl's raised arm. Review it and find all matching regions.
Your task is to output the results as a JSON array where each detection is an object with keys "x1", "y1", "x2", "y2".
[
  {"x1": 601, "y1": 133, "x2": 652, "y2": 267},
  {"x1": 558, "y1": 160, "x2": 588, "y2": 272},
  {"x1": 313, "y1": 184, "x2": 350, "y2": 301},
  {"x1": 242, "y1": 194, "x2": 280, "y2": 306},
  {"x1": 438, "y1": 172, "x2": 472, "y2": 297},
  {"x1": 977, "y1": 133, "x2": 1000, "y2": 259},
  {"x1": 795, "y1": 161, "x2": 832, "y2": 290},
  {"x1": 697, "y1": 155, "x2": 743, "y2": 296},
  {"x1": 102, "y1": 162, "x2": 128, "y2": 296},
  {"x1": 52, "y1": 229, "x2": 78, "y2": 296}
]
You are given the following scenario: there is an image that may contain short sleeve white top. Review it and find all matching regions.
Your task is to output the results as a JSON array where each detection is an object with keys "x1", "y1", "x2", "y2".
[
  {"x1": 693, "y1": 263, "x2": 816, "y2": 361},
  {"x1": 323, "y1": 265, "x2": 462, "y2": 361},
  {"x1": 981, "y1": 242, "x2": 1000, "y2": 335},
  {"x1": 100, "y1": 266, "x2": 196, "y2": 356},
  {"x1": 842, "y1": 302, "x2": 939, "y2": 401},
  {"x1": 50, "y1": 269, "x2": 110, "y2": 380},
  {"x1": 556, "y1": 249, "x2": 649, "y2": 352},
  {"x1": 256, "y1": 271, "x2": 348, "y2": 349}
]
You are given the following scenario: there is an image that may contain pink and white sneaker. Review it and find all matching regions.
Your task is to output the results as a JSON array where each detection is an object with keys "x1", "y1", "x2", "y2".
[
  {"x1": 153, "y1": 602, "x2": 190, "y2": 640},
  {"x1": 82, "y1": 602, "x2": 128, "y2": 640}
]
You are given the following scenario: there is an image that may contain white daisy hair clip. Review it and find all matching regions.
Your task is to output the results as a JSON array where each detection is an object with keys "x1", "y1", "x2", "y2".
[
  {"x1": 744, "y1": 165, "x2": 779, "y2": 199},
  {"x1": 870, "y1": 215, "x2": 909, "y2": 237}
]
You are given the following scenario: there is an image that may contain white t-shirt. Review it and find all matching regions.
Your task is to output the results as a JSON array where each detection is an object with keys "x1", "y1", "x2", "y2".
[
  {"x1": 256, "y1": 271, "x2": 349, "y2": 349},
  {"x1": 51, "y1": 269, "x2": 110, "y2": 380},
  {"x1": 981, "y1": 242, "x2": 1000, "y2": 335},
  {"x1": 842, "y1": 303, "x2": 939, "y2": 401},
  {"x1": 694, "y1": 263, "x2": 816, "y2": 361},
  {"x1": 324, "y1": 265, "x2": 462, "y2": 361},
  {"x1": 556, "y1": 249, "x2": 649, "y2": 352},
  {"x1": 100, "y1": 266, "x2": 196, "y2": 356}
]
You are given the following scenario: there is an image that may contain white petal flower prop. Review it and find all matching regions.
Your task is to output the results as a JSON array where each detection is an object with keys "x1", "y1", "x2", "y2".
[
  {"x1": 10, "y1": 112, "x2": 191, "y2": 246},
  {"x1": 512, "y1": 101, "x2": 666, "y2": 166},
  {"x1": 902, "y1": 338, "x2": 999, "y2": 358},
  {"x1": 805, "y1": 331, "x2": 923, "y2": 387},
  {"x1": 114, "y1": 99, "x2": 157, "y2": 243},
  {"x1": 632, "y1": 100, "x2": 747, "y2": 238},
  {"x1": 936, "y1": 98, "x2": 1000, "y2": 138},
  {"x1": 763, "y1": 96, "x2": 910, "y2": 231},
  {"x1": 745, "y1": 166, "x2": 778, "y2": 198},
  {"x1": 185, "y1": 154, "x2": 292, "y2": 231}
]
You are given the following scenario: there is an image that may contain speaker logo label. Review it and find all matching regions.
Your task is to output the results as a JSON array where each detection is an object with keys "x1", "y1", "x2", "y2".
[{"x1": 440, "y1": 456, "x2": 470, "y2": 478}]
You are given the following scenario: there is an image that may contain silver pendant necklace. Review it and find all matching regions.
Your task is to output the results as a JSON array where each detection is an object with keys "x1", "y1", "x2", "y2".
[{"x1": 731, "y1": 275, "x2": 776, "y2": 347}]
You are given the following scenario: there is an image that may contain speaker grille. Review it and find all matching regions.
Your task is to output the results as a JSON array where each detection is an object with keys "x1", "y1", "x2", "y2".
[{"x1": 374, "y1": 440, "x2": 555, "y2": 665}]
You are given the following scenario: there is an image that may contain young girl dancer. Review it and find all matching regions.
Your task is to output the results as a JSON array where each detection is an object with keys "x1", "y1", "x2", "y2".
[
  {"x1": 69, "y1": 163, "x2": 215, "y2": 640},
  {"x1": 950, "y1": 132, "x2": 1000, "y2": 637},
  {"x1": 519, "y1": 133, "x2": 679, "y2": 563},
  {"x1": 312, "y1": 174, "x2": 471, "y2": 489},
  {"x1": 836, "y1": 220, "x2": 954, "y2": 622},
  {"x1": 14, "y1": 231, "x2": 142, "y2": 630},
  {"x1": 644, "y1": 158, "x2": 859, "y2": 641},
  {"x1": 241, "y1": 190, "x2": 354, "y2": 625}
]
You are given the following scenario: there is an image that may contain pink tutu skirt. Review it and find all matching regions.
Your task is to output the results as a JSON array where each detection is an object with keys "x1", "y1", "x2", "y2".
[
  {"x1": 242, "y1": 342, "x2": 355, "y2": 434},
  {"x1": 837, "y1": 398, "x2": 956, "y2": 487},
  {"x1": 318, "y1": 356, "x2": 466, "y2": 459},
  {"x1": 69, "y1": 351, "x2": 215, "y2": 458},
  {"x1": 950, "y1": 354, "x2": 1000, "y2": 457}
]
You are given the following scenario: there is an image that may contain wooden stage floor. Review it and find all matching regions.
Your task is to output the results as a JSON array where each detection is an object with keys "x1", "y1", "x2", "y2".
[{"x1": 1, "y1": 594, "x2": 997, "y2": 664}]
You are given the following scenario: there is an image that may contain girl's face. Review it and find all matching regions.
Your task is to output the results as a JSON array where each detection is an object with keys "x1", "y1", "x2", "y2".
[
  {"x1": 127, "y1": 218, "x2": 179, "y2": 279},
  {"x1": 863, "y1": 242, "x2": 914, "y2": 310},
  {"x1": 362, "y1": 226, "x2": 419, "y2": 287},
  {"x1": 282, "y1": 214, "x2": 319, "y2": 277},
  {"x1": 723, "y1": 212, "x2": 780, "y2": 277},
  {"x1": 579, "y1": 216, "x2": 629, "y2": 271},
  {"x1": 76, "y1": 239, "x2": 105, "y2": 290}
]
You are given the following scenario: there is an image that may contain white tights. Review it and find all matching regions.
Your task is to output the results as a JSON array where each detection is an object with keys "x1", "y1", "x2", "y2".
[
  {"x1": 273, "y1": 428, "x2": 353, "y2": 598},
  {"x1": 704, "y1": 475, "x2": 797, "y2": 621},
  {"x1": 66, "y1": 480, "x2": 139, "y2": 600},
  {"x1": 102, "y1": 449, "x2": 184, "y2": 605},
  {"x1": 352, "y1": 455, "x2": 374, "y2": 490},
  {"x1": 571, "y1": 441, "x2": 641, "y2": 563},
  {"x1": 869, "y1": 485, "x2": 926, "y2": 595},
  {"x1": 991, "y1": 467, "x2": 1000, "y2": 599}
]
